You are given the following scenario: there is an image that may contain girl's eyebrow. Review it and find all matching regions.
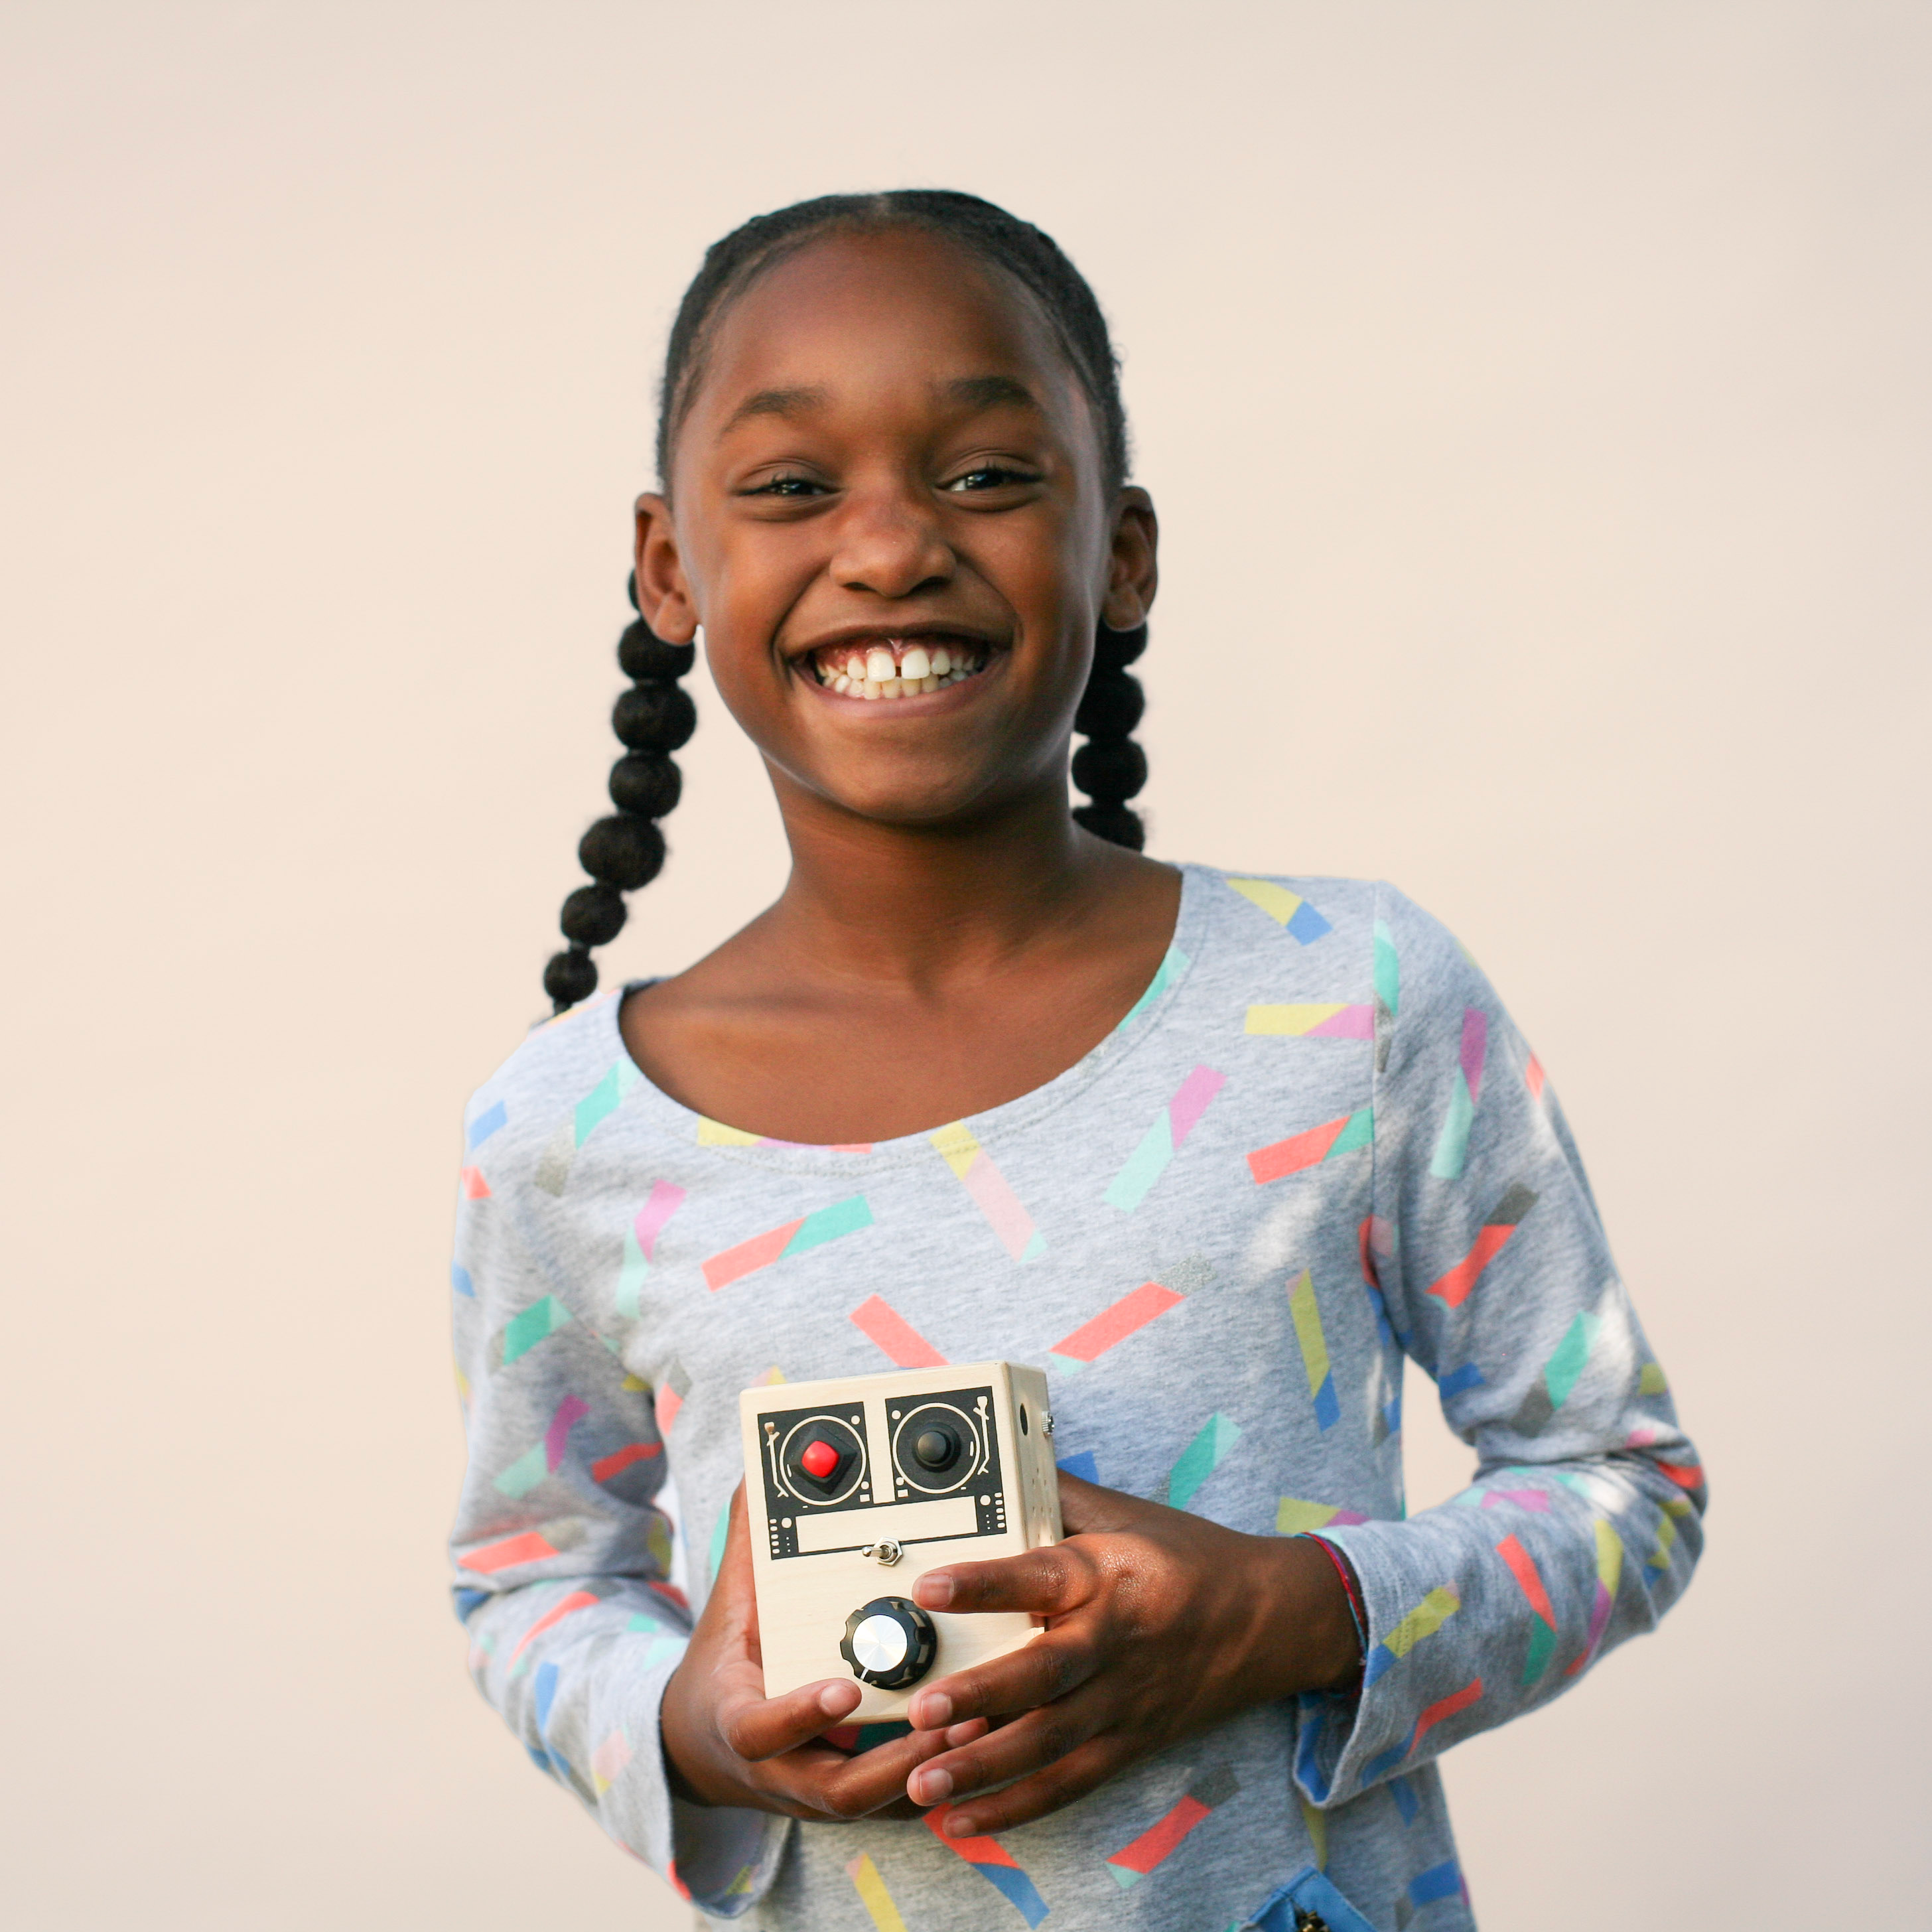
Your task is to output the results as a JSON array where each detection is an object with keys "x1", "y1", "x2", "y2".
[
  {"x1": 943, "y1": 374, "x2": 1038, "y2": 411},
  {"x1": 719, "y1": 384, "x2": 831, "y2": 435},
  {"x1": 720, "y1": 374, "x2": 1040, "y2": 440}
]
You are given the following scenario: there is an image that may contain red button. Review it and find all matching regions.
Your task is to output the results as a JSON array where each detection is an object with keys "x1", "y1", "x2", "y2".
[{"x1": 800, "y1": 1439, "x2": 841, "y2": 1480}]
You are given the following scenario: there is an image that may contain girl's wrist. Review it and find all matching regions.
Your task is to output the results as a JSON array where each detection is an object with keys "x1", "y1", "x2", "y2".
[
  {"x1": 1297, "y1": 1533, "x2": 1367, "y2": 1693},
  {"x1": 659, "y1": 1665, "x2": 742, "y2": 1809},
  {"x1": 1243, "y1": 1531, "x2": 1365, "y2": 1700}
]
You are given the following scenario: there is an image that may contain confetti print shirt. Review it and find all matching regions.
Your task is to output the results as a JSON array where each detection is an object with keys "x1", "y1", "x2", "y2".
[{"x1": 448, "y1": 868, "x2": 1705, "y2": 1932}]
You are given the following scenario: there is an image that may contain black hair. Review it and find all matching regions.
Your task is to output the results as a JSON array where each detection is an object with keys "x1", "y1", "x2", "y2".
[
  {"x1": 543, "y1": 190, "x2": 1148, "y2": 1013},
  {"x1": 656, "y1": 189, "x2": 1129, "y2": 496}
]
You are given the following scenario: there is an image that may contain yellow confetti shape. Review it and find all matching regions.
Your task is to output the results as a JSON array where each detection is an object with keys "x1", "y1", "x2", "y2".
[
  {"x1": 1287, "y1": 1269, "x2": 1331, "y2": 1396},
  {"x1": 1639, "y1": 1361, "x2": 1669, "y2": 1395},
  {"x1": 1277, "y1": 1497, "x2": 1343, "y2": 1535},
  {"x1": 1301, "y1": 1794, "x2": 1328, "y2": 1868},
  {"x1": 929, "y1": 1119, "x2": 981, "y2": 1180},
  {"x1": 697, "y1": 1117, "x2": 763, "y2": 1148},
  {"x1": 1247, "y1": 1004, "x2": 1349, "y2": 1035},
  {"x1": 1227, "y1": 877, "x2": 1306, "y2": 926},
  {"x1": 1382, "y1": 1585, "x2": 1461, "y2": 1660},
  {"x1": 646, "y1": 1518, "x2": 673, "y2": 1574},
  {"x1": 846, "y1": 1854, "x2": 910, "y2": 1932},
  {"x1": 1594, "y1": 1517, "x2": 1625, "y2": 1595},
  {"x1": 1646, "y1": 1493, "x2": 1693, "y2": 1570}
]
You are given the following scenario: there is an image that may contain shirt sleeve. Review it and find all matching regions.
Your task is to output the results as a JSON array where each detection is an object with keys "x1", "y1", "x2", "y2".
[
  {"x1": 448, "y1": 1145, "x2": 789, "y2": 1915},
  {"x1": 1292, "y1": 884, "x2": 1707, "y2": 1805}
]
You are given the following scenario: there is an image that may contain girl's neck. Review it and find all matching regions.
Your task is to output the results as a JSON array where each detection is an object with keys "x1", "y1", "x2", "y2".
[
  {"x1": 754, "y1": 774, "x2": 1151, "y2": 997},
  {"x1": 620, "y1": 771, "x2": 1180, "y2": 1143}
]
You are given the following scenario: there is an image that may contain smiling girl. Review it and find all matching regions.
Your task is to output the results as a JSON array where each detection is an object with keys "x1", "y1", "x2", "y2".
[{"x1": 448, "y1": 192, "x2": 1704, "y2": 1932}]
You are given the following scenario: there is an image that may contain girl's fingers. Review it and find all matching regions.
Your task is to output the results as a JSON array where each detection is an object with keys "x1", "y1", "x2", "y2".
[
  {"x1": 701, "y1": 1484, "x2": 761, "y2": 1632},
  {"x1": 721, "y1": 1678, "x2": 862, "y2": 1761},
  {"x1": 764, "y1": 1720, "x2": 969, "y2": 1821},
  {"x1": 906, "y1": 1689, "x2": 1105, "y2": 1808},
  {"x1": 913, "y1": 1543, "x2": 1095, "y2": 1618},
  {"x1": 906, "y1": 1624, "x2": 1100, "y2": 1731},
  {"x1": 934, "y1": 1733, "x2": 1121, "y2": 1836}
]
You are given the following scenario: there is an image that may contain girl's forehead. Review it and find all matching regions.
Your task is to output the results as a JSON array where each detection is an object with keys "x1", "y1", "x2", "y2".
[{"x1": 689, "y1": 229, "x2": 1080, "y2": 435}]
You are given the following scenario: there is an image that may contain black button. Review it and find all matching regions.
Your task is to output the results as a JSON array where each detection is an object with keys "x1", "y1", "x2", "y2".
[
  {"x1": 839, "y1": 1597, "x2": 939, "y2": 1690},
  {"x1": 914, "y1": 1426, "x2": 959, "y2": 1471}
]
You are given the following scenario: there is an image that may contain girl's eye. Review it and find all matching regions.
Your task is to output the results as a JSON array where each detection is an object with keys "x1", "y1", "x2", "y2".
[
  {"x1": 746, "y1": 473, "x2": 827, "y2": 498},
  {"x1": 944, "y1": 464, "x2": 1038, "y2": 494}
]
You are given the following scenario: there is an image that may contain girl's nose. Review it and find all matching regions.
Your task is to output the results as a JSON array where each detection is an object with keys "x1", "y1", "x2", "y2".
[{"x1": 827, "y1": 488, "x2": 955, "y2": 602}]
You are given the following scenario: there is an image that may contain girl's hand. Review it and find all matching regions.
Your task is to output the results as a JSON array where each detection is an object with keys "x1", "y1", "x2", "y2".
[
  {"x1": 898, "y1": 1471, "x2": 1361, "y2": 1834},
  {"x1": 659, "y1": 1482, "x2": 989, "y2": 1821}
]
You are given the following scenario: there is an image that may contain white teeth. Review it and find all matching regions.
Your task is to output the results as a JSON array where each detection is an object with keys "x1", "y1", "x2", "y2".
[{"x1": 815, "y1": 644, "x2": 989, "y2": 699}]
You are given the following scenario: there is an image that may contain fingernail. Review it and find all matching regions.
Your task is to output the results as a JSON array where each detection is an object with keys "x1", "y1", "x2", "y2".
[
  {"x1": 945, "y1": 1720, "x2": 983, "y2": 1748},
  {"x1": 945, "y1": 1810, "x2": 977, "y2": 1836},
  {"x1": 917, "y1": 1572, "x2": 954, "y2": 1608},
  {"x1": 918, "y1": 1692, "x2": 953, "y2": 1730},
  {"x1": 819, "y1": 1683, "x2": 857, "y2": 1715},
  {"x1": 916, "y1": 1768, "x2": 953, "y2": 1806}
]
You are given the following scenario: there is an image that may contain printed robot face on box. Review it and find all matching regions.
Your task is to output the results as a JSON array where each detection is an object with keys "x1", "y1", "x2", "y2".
[{"x1": 739, "y1": 1361, "x2": 1064, "y2": 1719}]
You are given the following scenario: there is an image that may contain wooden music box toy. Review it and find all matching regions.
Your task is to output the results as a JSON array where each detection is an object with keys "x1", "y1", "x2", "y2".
[{"x1": 739, "y1": 1361, "x2": 1063, "y2": 1719}]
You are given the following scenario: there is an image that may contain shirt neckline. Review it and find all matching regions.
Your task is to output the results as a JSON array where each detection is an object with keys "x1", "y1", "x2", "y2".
[{"x1": 595, "y1": 861, "x2": 1213, "y2": 1176}]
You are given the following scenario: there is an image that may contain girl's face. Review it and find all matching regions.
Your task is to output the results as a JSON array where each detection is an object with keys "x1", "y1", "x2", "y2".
[{"x1": 635, "y1": 229, "x2": 1156, "y2": 832}]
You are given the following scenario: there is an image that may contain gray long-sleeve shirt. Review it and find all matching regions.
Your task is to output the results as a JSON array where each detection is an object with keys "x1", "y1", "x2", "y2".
[{"x1": 448, "y1": 868, "x2": 1704, "y2": 1931}]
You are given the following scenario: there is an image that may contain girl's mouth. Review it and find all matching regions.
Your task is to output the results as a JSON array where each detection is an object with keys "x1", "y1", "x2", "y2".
[{"x1": 806, "y1": 637, "x2": 991, "y2": 701}]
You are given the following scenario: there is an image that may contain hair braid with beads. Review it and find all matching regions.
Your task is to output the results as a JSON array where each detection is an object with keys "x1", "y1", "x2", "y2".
[
  {"x1": 539, "y1": 578, "x2": 697, "y2": 1010},
  {"x1": 543, "y1": 190, "x2": 1148, "y2": 1012}
]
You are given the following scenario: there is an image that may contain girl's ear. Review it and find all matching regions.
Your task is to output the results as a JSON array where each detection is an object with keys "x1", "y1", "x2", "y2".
[
  {"x1": 634, "y1": 492, "x2": 700, "y2": 644},
  {"x1": 1102, "y1": 486, "x2": 1159, "y2": 633}
]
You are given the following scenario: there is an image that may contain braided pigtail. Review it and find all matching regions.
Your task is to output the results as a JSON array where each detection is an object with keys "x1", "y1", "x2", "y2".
[
  {"x1": 1071, "y1": 619, "x2": 1148, "y2": 851},
  {"x1": 541, "y1": 577, "x2": 698, "y2": 1012}
]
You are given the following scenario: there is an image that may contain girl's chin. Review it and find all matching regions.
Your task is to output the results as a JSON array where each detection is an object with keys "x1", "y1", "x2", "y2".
[{"x1": 793, "y1": 769, "x2": 1030, "y2": 832}]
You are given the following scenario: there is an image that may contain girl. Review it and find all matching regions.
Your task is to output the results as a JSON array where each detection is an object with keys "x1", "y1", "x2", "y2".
[{"x1": 448, "y1": 191, "x2": 1704, "y2": 1932}]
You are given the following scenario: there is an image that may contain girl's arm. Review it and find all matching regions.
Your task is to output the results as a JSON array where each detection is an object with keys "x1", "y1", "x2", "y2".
[
  {"x1": 448, "y1": 1183, "x2": 784, "y2": 1909},
  {"x1": 1288, "y1": 883, "x2": 1707, "y2": 1801},
  {"x1": 892, "y1": 884, "x2": 1706, "y2": 1832}
]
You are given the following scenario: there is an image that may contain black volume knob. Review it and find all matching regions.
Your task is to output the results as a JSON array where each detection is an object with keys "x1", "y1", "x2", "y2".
[{"x1": 839, "y1": 1597, "x2": 939, "y2": 1690}]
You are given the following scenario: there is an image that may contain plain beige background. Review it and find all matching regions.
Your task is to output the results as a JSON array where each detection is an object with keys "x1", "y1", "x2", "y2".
[{"x1": 3, "y1": 3, "x2": 1926, "y2": 1925}]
